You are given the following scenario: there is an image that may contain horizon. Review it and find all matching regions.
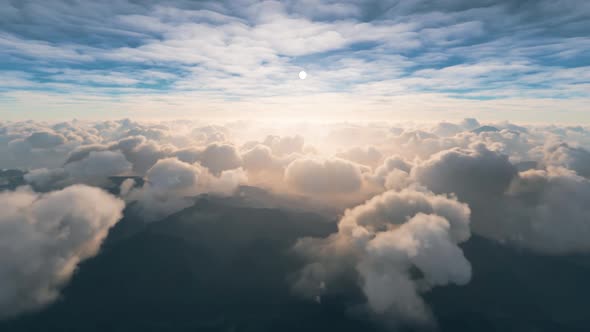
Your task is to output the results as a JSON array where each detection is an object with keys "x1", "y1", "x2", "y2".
[
  {"x1": 1, "y1": 0, "x2": 589, "y2": 122},
  {"x1": 1, "y1": 1, "x2": 590, "y2": 332}
]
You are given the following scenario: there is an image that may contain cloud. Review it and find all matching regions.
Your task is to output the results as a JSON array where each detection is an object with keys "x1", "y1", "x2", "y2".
[
  {"x1": 501, "y1": 167, "x2": 590, "y2": 254},
  {"x1": 3, "y1": 117, "x2": 590, "y2": 328},
  {"x1": 411, "y1": 142, "x2": 590, "y2": 254},
  {"x1": 64, "y1": 150, "x2": 132, "y2": 182},
  {"x1": 0, "y1": 185, "x2": 124, "y2": 318},
  {"x1": 24, "y1": 167, "x2": 69, "y2": 189},
  {"x1": 2, "y1": 1, "x2": 589, "y2": 121},
  {"x1": 285, "y1": 158, "x2": 364, "y2": 195},
  {"x1": 294, "y1": 188, "x2": 471, "y2": 327},
  {"x1": 120, "y1": 140, "x2": 175, "y2": 175},
  {"x1": 3, "y1": 118, "x2": 590, "y2": 257},
  {"x1": 412, "y1": 144, "x2": 517, "y2": 199},
  {"x1": 25, "y1": 131, "x2": 67, "y2": 149},
  {"x1": 193, "y1": 143, "x2": 242, "y2": 175},
  {"x1": 542, "y1": 142, "x2": 590, "y2": 178},
  {"x1": 26, "y1": 150, "x2": 132, "y2": 189},
  {"x1": 241, "y1": 144, "x2": 277, "y2": 172},
  {"x1": 262, "y1": 135, "x2": 305, "y2": 156},
  {"x1": 369, "y1": 155, "x2": 412, "y2": 189},
  {"x1": 335, "y1": 146, "x2": 383, "y2": 167},
  {"x1": 127, "y1": 157, "x2": 246, "y2": 220}
]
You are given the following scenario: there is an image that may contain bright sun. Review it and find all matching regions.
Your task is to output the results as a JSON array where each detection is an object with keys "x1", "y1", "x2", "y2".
[{"x1": 299, "y1": 71, "x2": 307, "y2": 80}]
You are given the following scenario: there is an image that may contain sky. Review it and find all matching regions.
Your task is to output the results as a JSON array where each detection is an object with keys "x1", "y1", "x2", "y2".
[
  {"x1": 0, "y1": 0, "x2": 589, "y2": 122},
  {"x1": 2, "y1": 2, "x2": 590, "y2": 325}
]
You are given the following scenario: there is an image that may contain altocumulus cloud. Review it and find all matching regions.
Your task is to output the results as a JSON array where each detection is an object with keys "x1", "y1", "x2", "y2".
[{"x1": 1, "y1": 0, "x2": 588, "y2": 120}]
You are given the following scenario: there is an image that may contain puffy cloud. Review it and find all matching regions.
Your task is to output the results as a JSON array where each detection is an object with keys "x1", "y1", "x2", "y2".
[
  {"x1": 121, "y1": 140, "x2": 175, "y2": 175},
  {"x1": 64, "y1": 151, "x2": 132, "y2": 183},
  {"x1": 25, "y1": 151, "x2": 132, "y2": 189},
  {"x1": 326, "y1": 126, "x2": 390, "y2": 147},
  {"x1": 501, "y1": 168, "x2": 590, "y2": 254},
  {"x1": 294, "y1": 188, "x2": 471, "y2": 327},
  {"x1": 111, "y1": 135, "x2": 146, "y2": 153},
  {"x1": 412, "y1": 144, "x2": 517, "y2": 200},
  {"x1": 4, "y1": 118, "x2": 590, "y2": 258},
  {"x1": 542, "y1": 142, "x2": 590, "y2": 178},
  {"x1": 128, "y1": 158, "x2": 246, "y2": 221},
  {"x1": 194, "y1": 143, "x2": 242, "y2": 175},
  {"x1": 175, "y1": 143, "x2": 244, "y2": 175},
  {"x1": 118, "y1": 178, "x2": 136, "y2": 197},
  {"x1": 0, "y1": 185, "x2": 124, "y2": 318},
  {"x1": 65, "y1": 144, "x2": 109, "y2": 164},
  {"x1": 460, "y1": 118, "x2": 481, "y2": 130},
  {"x1": 190, "y1": 126, "x2": 229, "y2": 145},
  {"x1": 263, "y1": 135, "x2": 305, "y2": 156},
  {"x1": 24, "y1": 168, "x2": 69, "y2": 190},
  {"x1": 285, "y1": 158, "x2": 364, "y2": 195},
  {"x1": 369, "y1": 155, "x2": 412, "y2": 190},
  {"x1": 358, "y1": 213, "x2": 471, "y2": 325},
  {"x1": 1, "y1": 128, "x2": 74, "y2": 170},
  {"x1": 25, "y1": 131, "x2": 66, "y2": 149},
  {"x1": 430, "y1": 122, "x2": 464, "y2": 137},
  {"x1": 412, "y1": 144, "x2": 590, "y2": 254},
  {"x1": 144, "y1": 158, "x2": 200, "y2": 194},
  {"x1": 241, "y1": 144, "x2": 277, "y2": 172},
  {"x1": 335, "y1": 146, "x2": 383, "y2": 167}
]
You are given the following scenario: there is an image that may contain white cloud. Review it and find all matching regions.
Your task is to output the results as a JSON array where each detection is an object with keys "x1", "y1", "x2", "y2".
[
  {"x1": 127, "y1": 157, "x2": 246, "y2": 220},
  {"x1": 193, "y1": 143, "x2": 242, "y2": 175},
  {"x1": 0, "y1": 185, "x2": 124, "y2": 318},
  {"x1": 285, "y1": 158, "x2": 364, "y2": 195},
  {"x1": 294, "y1": 188, "x2": 471, "y2": 326}
]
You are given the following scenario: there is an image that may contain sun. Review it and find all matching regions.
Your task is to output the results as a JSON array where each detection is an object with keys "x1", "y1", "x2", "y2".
[{"x1": 299, "y1": 71, "x2": 307, "y2": 80}]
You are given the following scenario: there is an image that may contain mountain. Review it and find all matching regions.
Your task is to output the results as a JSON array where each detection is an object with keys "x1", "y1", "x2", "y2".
[
  {"x1": 0, "y1": 194, "x2": 375, "y2": 332},
  {"x1": 1, "y1": 190, "x2": 589, "y2": 331}
]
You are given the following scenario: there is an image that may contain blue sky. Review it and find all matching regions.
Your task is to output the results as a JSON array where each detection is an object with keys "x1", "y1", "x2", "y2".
[{"x1": 0, "y1": 0, "x2": 589, "y2": 122}]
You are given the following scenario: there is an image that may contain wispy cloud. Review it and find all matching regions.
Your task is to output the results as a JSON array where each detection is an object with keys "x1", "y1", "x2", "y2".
[{"x1": 0, "y1": 0, "x2": 588, "y2": 120}]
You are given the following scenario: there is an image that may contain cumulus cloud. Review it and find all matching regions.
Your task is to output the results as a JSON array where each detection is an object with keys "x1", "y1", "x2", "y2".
[
  {"x1": 263, "y1": 135, "x2": 305, "y2": 156},
  {"x1": 241, "y1": 144, "x2": 278, "y2": 173},
  {"x1": 412, "y1": 144, "x2": 517, "y2": 200},
  {"x1": 190, "y1": 125, "x2": 229, "y2": 145},
  {"x1": 501, "y1": 168, "x2": 590, "y2": 254},
  {"x1": 412, "y1": 143, "x2": 590, "y2": 254},
  {"x1": 25, "y1": 131, "x2": 66, "y2": 149},
  {"x1": 542, "y1": 142, "x2": 590, "y2": 178},
  {"x1": 25, "y1": 150, "x2": 132, "y2": 189},
  {"x1": 294, "y1": 188, "x2": 471, "y2": 327},
  {"x1": 23, "y1": 168, "x2": 68, "y2": 190},
  {"x1": 369, "y1": 155, "x2": 413, "y2": 190},
  {"x1": 65, "y1": 144, "x2": 109, "y2": 164},
  {"x1": 335, "y1": 146, "x2": 383, "y2": 167},
  {"x1": 121, "y1": 140, "x2": 175, "y2": 175},
  {"x1": 3, "y1": 118, "x2": 590, "y2": 257},
  {"x1": 127, "y1": 158, "x2": 246, "y2": 221},
  {"x1": 64, "y1": 150, "x2": 132, "y2": 182},
  {"x1": 285, "y1": 158, "x2": 365, "y2": 195},
  {"x1": 0, "y1": 185, "x2": 124, "y2": 318},
  {"x1": 193, "y1": 143, "x2": 242, "y2": 175}
]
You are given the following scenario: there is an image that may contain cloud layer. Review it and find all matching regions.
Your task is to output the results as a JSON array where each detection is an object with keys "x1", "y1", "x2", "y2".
[{"x1": 2, "y1": 117, "x2": 590, "y2": 327}]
